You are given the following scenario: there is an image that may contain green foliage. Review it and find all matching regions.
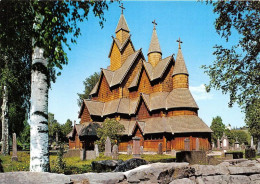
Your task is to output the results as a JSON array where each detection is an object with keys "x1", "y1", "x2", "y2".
[
  {"x1": 245, "y1": 99, "x2": 260, "y2": 140},
  {"x1": 60, "y1": 119, "x2": 73, "y2": 142},
  {"x1": 77, "y1": 72, "x2": 100, "y2": 106},
  {"x1": 17, "y1": 119, "x2": 30, "y2": 149},
  {"x1": 95, "y1": 118, "x2": 125, "y2": 151},
  {"x1": 232, "y1": 130, "x2": 250, "y2": 145},
  {"x1": 0, "y1": 151, "x2": 174, "y2": 174},
  {"x1": 210, "y1": 116, "x2": 225, "y2": 144},
  {"x1": 52, "y1": 144, "x2": 66, "y2": 173},
  {"x1": 202, "y1": 1, "x2": 260, "y2": 109}
]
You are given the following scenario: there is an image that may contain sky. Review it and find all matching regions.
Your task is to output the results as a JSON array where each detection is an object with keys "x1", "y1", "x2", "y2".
[{"x1": 49, "y1": 1, "x2": 245, "y2": 128}]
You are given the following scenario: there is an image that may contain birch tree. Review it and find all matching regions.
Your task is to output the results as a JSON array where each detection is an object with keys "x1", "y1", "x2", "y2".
[
  {"x1": 1, "y1": 86, "x2": 9, "y2": 155},
  {"x1": 1, "y1": 0, "x2": 110, "y2": 171}
]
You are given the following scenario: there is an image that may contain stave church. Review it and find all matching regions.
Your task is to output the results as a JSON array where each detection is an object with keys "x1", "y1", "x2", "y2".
[{"x1": 68, "y1": 6, "x2": 212, "y2": 152}]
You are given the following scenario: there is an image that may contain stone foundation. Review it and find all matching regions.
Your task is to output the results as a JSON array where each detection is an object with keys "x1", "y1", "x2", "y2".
[{"x1": 1, "y1": 159, "x2": 260, "y2": 184}]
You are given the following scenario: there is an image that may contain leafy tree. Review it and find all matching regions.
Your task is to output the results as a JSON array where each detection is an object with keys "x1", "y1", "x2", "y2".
[
  {"x1": 77, "y1": 72, "x2": 100, "y2": 106},
  {"x1": 17, "y1": 119, "x2": 30, "y2": 150},
  {"x1": 61, "y1": 119, "x2": 73, "y2": 142},
  {"x1": 202, "y1": 1, "x2": 260, "y2": 141},
  {"x1": 210, "y1": 116, "x2": 225, "y2": 144},
  {"x1": 245, "y1": 99, "x2": 260, "y2": 141},
  {"x1": 202, "y1": 1, "x2": 260, "y2": 108},
  {"x1": 95, "y1": 118, "x2": 125, "y2": 152},
  {"x1": 232, "y1": 130, "x2": 250, "y2": 145},
  {"x1": 0, "y1": 1, "x2": 110, "y2": 171},
  {"x1": 48, "y1": 113, "x2": 61, "y2": 144}
]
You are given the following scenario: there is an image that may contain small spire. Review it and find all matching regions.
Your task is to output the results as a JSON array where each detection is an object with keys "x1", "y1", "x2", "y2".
[
  {"x1": 172, "y1": 39, "x2": 189, "y2": 76},
  {"x1": 152, "y1": 19, "x2": 157, "y2": 30},
  {"x1": 119, "y1": 3, "x2": 125, "y2": 14},
  {"x1": 176, "y1": 37, "x2": 183, "y2": 49},
  {"x1": 115, "y1": 5, "x2": 130, "y2": 33},
  {"x1": 148, "y1": 20, "x2": 162, "y2": 55}
]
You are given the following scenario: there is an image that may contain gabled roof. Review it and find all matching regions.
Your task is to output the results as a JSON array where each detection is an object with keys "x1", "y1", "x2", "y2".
[
  {"x1": 172, "y1": 48, "x2": 189, "y2": 76},
  {"x1": 128, "y1": 67, "x2": 142, "y2": 89},
  {"x1": 67, "y1": 122, "x2": 102, "y2": 138},
  {"x1": 86, "y1": 88, "x2": 198, "y2": 118},
  {"x1": 167, "y1": 115, "x2": 213, "y2": 133},
  {"x1": 110, "y1": 50, "x2": 143, "y2": 86},
  {"x1": 90, "y1": 50, "x2": 144, "y2": 96},
  {"x1": 143, "y1": 56, "x2": 173, "y2": 81},
  {"x1": 119, "y1": 115, "x2": 212, "y2": 135},
  {"x1": 108, "y1": 35, "x2": 135, "y2": 58},
  {"x1": 166, "y1": 88, "x2": 198, "y2": 109},
  {"x1": 148, "y1": 28, "x2": 162, "y2": 55},
  {"x1": 115, "y1": 14, "x2": 130, "y2": 33}
]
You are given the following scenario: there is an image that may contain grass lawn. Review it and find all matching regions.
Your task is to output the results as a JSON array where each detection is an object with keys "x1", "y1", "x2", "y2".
[{"x1": 0, "y1": 151, "x2": 174, "y2": 174}]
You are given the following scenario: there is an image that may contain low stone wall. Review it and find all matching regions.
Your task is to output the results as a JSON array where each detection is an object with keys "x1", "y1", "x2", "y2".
[
  {"x1": 63, "y1": 149, "x2": 80, "y2": 158},
  {"x1": 0, "y1": 159, "x2": 260, "y2": 184}
]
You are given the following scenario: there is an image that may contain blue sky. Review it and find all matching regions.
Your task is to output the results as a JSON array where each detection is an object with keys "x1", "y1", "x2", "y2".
[{"x1": 49, "y1": 1, "x2": 245, "y2": 128}]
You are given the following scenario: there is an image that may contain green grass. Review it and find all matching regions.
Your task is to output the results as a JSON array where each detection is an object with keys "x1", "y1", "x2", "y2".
[{"x1": 0, "y1": 151, "x2": 174, "y2": 174}]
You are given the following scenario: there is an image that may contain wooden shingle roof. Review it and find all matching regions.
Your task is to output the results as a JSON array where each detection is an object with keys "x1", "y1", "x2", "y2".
[
  {"x1": 143, "y1": 56, "x2": 173, "y2": 81},
  {"x1": 172, "y1": 48, "x2": 189, "y2": 76},
  {"x1": 148, "y1": 28, "x2": 162, "y2": 55},
  {"x1": 115, "y1": 14, "x2": 130, "y2": 33},
  {"x1": 166, "y1": 88, "x2": 198, "y2": 109}
]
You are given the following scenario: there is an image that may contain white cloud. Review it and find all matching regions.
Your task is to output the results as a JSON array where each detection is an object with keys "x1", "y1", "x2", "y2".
[{"x1": 190, "y1": 84, "x2": 213, "y2": 101}]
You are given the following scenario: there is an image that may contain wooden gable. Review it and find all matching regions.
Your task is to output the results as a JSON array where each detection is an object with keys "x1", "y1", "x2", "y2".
[
  {"x1": 110, "y1": 42, "x2": 121, "y2": 71},
  {"x1": 97, "y1": 73, "x2": 114, "y2": 102},
  {"x1": 136, "y1": 99, "x2": 151, "y2": 120},
  {"x1": 79, "y1": 103, "x2": 92, "y2": 123}
]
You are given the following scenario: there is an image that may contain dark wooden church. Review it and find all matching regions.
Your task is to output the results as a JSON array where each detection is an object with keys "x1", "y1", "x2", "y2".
[{"x1": 68, "y1": 7, "x2": 212, "y2": 152}]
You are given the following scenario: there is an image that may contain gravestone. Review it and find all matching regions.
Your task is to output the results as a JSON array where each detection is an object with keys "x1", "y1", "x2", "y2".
[
  {"x1": 241, "y1": 143, "x2": 245, "y2": 150},
  {"x1": 196, "y1": 138, "x2": 200, "y2": 151},
  {"x1": 257, "y1": 139, "x2": 260, "y2": 155},
  {"x1": 212, "y1": 142, "x2": 215, "y2": 149},
  {"x1": 234, "y1": 138, "x2": 240, "y2": 150},
  {"x1": 86, "y1": 150, "x2": 96, "y2": 160},
  {"x1": 171, "y1": 150, "x2": 176, "y2": 157},
  {"x1": 184, "y1": 138, "x2": 190, "y2": 151},
  {"x1": 221, "y1": 133, "x2": 229, "y2": 150},
  {"x1": 112, "y1": 145, "x2": 119, "y2": 160},
  {"x1": 158, "y1": 143, "x2": 163, "y2": 155},
  {"x1": 127, "y1": 144, "x2": 132, "y2": 155},
  {"x1": 80, "y1": 148, "x2": 86, "y2": 161},
  {"x1": 140, "y1": 146, "x2": 144, "y2": 155},
  {"x1": 132, "y1": 136, "x2": 141, "y2": 158},
  {"x1": 104, "y1": 136, "x2": 112, "y2": 157},
  {"x1": 11, "y1": 133, "x2": 18, "y2": 161},
  {"x1": 251, "y1": 136, "x2": 255, "y2": 149},
  {"x1": 94, "y1": 144, "x2": 99, "y2": 157},
  {"x1": 217, "y1": 137, "x2": 220, "y2": 149}
]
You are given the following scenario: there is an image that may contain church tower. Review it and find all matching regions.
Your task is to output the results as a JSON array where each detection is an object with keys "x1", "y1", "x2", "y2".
[
  {"x1": 108, "y1": 3, "x2": 135, "y2": 71},
  {"x1": 172, "y1": 38, "x2": 189, "y2": 89},
  {"x1": 147, "y1": 20, "x2": 162, "y2": 67}
]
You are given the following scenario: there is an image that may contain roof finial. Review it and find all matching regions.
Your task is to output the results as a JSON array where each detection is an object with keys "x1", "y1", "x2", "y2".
[
  {"x1": 152, "y1": 19, "x2": 157, "y2": 30},
  {"x1": 176, "y1": 37, "x2": 183, "y2": 49},
  {"x1": 119, "y1": 3, "x2": 125, "y2": 14}
]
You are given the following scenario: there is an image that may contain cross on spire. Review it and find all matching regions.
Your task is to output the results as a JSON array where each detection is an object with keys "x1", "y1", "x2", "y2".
[
  {"x1": 176, "y1": 37, "x2": 183, "y2": 49},
  {"x1": 152, "y1": 19, "x2": 157, "y2": 29},
  {"x1": 119, "y1": 3, "x2": 125, "y2": 14}
]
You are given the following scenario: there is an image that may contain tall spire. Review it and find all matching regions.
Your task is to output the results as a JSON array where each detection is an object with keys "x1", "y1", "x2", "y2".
[
  {"x1": 172, "y1": 38, "x2": 188, "y2": 76},
  {"x1": 115, "y1": 3, "x2": 130, "y2": 33},
  {"x1": 148, "y1": 20, "x2": 162, "y2": 55}
]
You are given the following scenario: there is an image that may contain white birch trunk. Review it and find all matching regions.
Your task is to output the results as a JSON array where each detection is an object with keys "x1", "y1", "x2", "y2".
[
  {"x1": 1, "y1": 86, "x2": 9, "y2": 155},
  {"x1": 30, "y1": 47, "x2": 49, "y2": 172}
]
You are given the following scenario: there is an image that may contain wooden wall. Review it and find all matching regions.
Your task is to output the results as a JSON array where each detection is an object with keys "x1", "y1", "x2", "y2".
[
  {"x1": 173, "y1": 74, "x2": 189, "y2": 89},
  {"x1": 116, "y1": 30, "x2": 129, "y2": 43},
  {"x1": 148, "y1": 52, "x2": 162, "y2": 67},
  {"x1": 80, "y1": 105, "x2": 92, "y2": 123}
]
